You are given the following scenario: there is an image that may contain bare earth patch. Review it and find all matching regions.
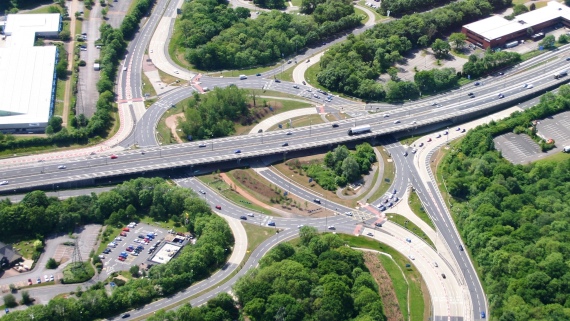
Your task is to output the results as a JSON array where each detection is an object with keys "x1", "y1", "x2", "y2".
[
  {"x1": 165, "y1": 112, "x2": 185, "y2": 143},
  {"x1": 363, "y1": 251, "x2": 404, "y2": 321}
]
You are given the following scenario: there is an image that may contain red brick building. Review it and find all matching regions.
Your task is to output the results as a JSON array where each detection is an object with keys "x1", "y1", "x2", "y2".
[{"x1": 462, "y1": 1, "x2": 570, "y2": 49}]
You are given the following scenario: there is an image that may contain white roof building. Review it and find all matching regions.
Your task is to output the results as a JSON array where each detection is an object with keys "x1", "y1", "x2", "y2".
[
  {"x1": 0, "y1": 13, "x2": 61, "y2": 131},
  {"x1": 462, "y1": 1, "x2": 570, "y2": 48}
]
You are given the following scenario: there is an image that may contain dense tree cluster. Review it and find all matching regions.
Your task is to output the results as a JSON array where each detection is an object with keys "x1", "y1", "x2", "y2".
[
  {"x1": 186, "y1": 2, "x2": 361, "y2": 70},
  {"x1": 179, "y1": 86, "x2": 250, "y2": 140},
  {"x1": 146, "y1": 294, "x2": 240, "y2": 321},
  {"x1": 303, "y1": 143, "x2": 376, "y2": 190},
  {"x1": 174, "y1": 0, "x2": 250, "y2": 50},
  {"x1": 120, "y1": 0, "x2": 155, "y2": 39},
  {"x1": 414, "y1": 67, "x2": 458, "y2": 93},
  {"x1": 234, "y1": 227, "x2": 386, "y2": 321},
  {"x1": 441, "y1": 86, "x2": 570, "y2": 319},
  {"x1": 254, "y1": 0, "x2": 286, "y2": 9},
  {"x1": 1, "y1": 178, "x2": 234, "y2": 321},
  {"x1": 317, "y1": 0, "x2": 505, "y2": 100},
  {"x1": 462, "y1": 50, "x2": 521, "y2": 78},
  {"x1": 380, "y1": 0, "x2": 511, "y2": 17}
]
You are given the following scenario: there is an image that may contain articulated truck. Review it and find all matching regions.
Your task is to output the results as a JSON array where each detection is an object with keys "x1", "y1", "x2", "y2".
[
  {"x1": 554, "y1": 70, "x2": 568, "y2": 79},
  {"x1": 347, "y1": 124, "x2": 371, "y2": 136}
]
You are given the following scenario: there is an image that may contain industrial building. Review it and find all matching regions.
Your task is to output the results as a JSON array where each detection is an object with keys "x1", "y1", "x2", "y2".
[
  {"x1": 462, "y1": 1, "x2": 570, "y2": 49},
  {"x1": 0, "y1": 13, "x2": 61, "y2": 133}
]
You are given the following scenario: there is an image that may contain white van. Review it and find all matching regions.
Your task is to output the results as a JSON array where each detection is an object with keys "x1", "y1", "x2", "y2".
[
  {"x1": 123, "y1": 66, "x2": 127, "y2": 71},
  {"x1": 564, "y1": 146, "x2": 570, "y2": 153},
  {"x1": 239, "y1": 75, "x2": 247, "y2": 80}
]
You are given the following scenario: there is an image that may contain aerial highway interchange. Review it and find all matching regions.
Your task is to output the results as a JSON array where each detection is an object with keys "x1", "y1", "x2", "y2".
[{"x1": 3, "y1": 0, "x2": 570, "y2": 319}]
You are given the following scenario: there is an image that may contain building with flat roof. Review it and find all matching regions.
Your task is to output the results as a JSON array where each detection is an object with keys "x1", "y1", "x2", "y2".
[
  {"x1": 0, "y1": 13, "x2": 61, "y2": 133},
  {"x1": 462, "y1": 1, "x2": 570, "y2": 49}
]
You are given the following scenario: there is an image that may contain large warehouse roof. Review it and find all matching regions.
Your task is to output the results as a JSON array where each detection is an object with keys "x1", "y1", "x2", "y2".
[
  {"x1": 0, "y1": 13, "x2": 60, "y2": 127},
  {"x1": 463, "y1": 1, "x2": 570, "y2": 41},
  {"x1": 0, "y1": 46, "x2": 57, "y2": 125},
  {"x1": 3, "y1": 13, "x2": 61, "y2": 36}
]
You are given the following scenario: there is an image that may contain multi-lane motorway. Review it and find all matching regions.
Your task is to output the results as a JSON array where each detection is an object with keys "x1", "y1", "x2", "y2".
[{"x1": 5, "y1": 0, "x2": 570, "y2": 319}]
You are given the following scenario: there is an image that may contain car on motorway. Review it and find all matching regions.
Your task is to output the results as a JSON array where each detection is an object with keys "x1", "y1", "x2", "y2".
[
  {"x1": 403, "y1": 151, "x2": 408, "y2": 157},
  {"x1": 282, "y1": 142, "x2": 289, "y2": 147},
  {"x1": 306, "y1": 59, "x2": 310, "y2": 63},
  {"x1": 345, "y1": 212, "x2": 353, "y2": 216},
  {"x1": 412, "y1": 148, "x2": 417, "y2": 154},
  {"x1": 394, "y1": 120, "x2": 400, "y2": 124},
  {"x1": 427, "y1": 138, "x2": 432, "y2": 142},
  {"x1": 332, "y1": 123, "x2": 339, "y2": 128},
  {"x1": 436, "y1": 133, "x2": 441, "y2": 138},
  {"x1": 247, "y1": 213, "x2": 254, "y2": 217},
  {"x1": 461, "y1": 128, "x2": 466, "y2": 133},
  {"x1": 275, "y1": 79, "x2": 281, "y2": 83},
  {"x1": 58, "y1": 165, "x2": 67, "y2": 169},
  {"x1": 474, "y1": 82, "x2": 480, "y2": 86},
  {"x1": 0, "y1": 181, "x2": 8, "y2": 185},
  {"x1": 431, "y1": 102, "x2": 437, "y2": 106},
  {"x1": 122, "y1": 313, "x2": 130, "y2": 318},
  {"x1": 498, "y1": 93, "x2": 505, "y2": 99},
  {"x1": 481, "y1": 311, "x2": 486, "y2": 319},
  {"x1": 419, "y1": 142, "x2": 424, "y2": 147},
  {"x1": 433, "y1": 262, "x2": 438, "y2": 267},
  {"x1": 293, "y1": 85, "x2": 299, "y2": 89},
  {"x1": 256, "y1": 73, "x2": 261, "y2": 76},
  {"x1": 459, "y1": 245, "x2": 464, "y2": 251},
  {"x1": 467, "y1": 92, "x2": 474, "y2": 96},
  {"x1": 314, "y1": 199, "x2": 321, "y2": 203},
  {"x1": 240, "y1": 216, "x2": 247, "y2": 220},
  {"x1": 456, "y1": 127, "x2": 461, "y2": 131},
  {"x1": 441, "y1": 273, "x2": 446, "y2": 279},
  {"x1": 199, "y1": 189, "x2": 206, "y2": 194},
  {"x1": 110, "y1": 154, "x2": 118, "y2": 159},
  {"x1": 526, "y1": 84, "x2": 533, "y2": 89},
  {"x1": 215, "y1": 205, "x2": 222, "y2": 210},
  {"x1": 406, "y1": 238, "x2": 412, "y2": 243},
  {"x1": 328, "y1": 225, "x2": 335, "y2": 230},
  {"x1": 234, "y1": 150, "x2": 241, "y2": 154},
  {"x1": 268, "y1": 221, "x2": 275, "y2": 226},
  {"x1": 444, "y1": 130, "x2": 448, "y2": 135},
  {"x1": 297, "y1": 224, "x2": 304, "y2": 228},
  {"x1": 567, "y1": 57, "x2": 570, "y2": 61},
  {"x1": 286, "y1": 131, "x2": 292, "y2": 135},
  {"x1": 198, "y1": 143, "x2": 206, "y2": 147}
]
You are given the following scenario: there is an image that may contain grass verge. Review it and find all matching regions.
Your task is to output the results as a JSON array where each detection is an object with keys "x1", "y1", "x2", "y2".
[
  {"x1": 267, "y1": 114, "x2": 324, "y2": 131},
  {"x1": 234, "y1": 98, "x2": 314, "y2": 135},
  {"x1": 408, "y1": 190, "x2": 435, "y2": 229},
  {"x1": 354, "y1": 7, "x2": 369, "y2": 25},
  {"x1": 54, "y1": 79, "x2": 66, "y2": 116},
  {"x1": 368, "y1": 147, "x2": 395, "y2": 202},
  {"x1": 386, "y1": 213, "x2": 434, "y2": 247},
  {"x1": 199, "y1": 174, "x2": 273, "y2": 215},
  {"x1": 156, "y1": 103, "x2": 184, "y2": 145},
  {"x1": 141, "y1": 72, "x2": 157, "y2": 98},
  {"x1": 338, "y1": 234, "x2": 428, "y2": 321},
  {"x1": 62, "y1": 262, "x2": 94, "y2": 284}
]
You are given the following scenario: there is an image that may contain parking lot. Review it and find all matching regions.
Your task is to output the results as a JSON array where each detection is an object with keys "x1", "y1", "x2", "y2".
[
  {"x1": 101, "y1": 223, "x2": 172, "y2": 275},
  {"x1": 536, "y1": 111, "x2": 570, "y2": 148},
  {"x1": 494, "y1": 133, "x2": 541, "y2": 164}
]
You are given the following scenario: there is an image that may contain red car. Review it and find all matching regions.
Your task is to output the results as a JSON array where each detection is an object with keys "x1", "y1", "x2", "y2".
[
  {"x1": 122, "y1": 227, "x2": 129, "y2": 232},
  {"x1": 215, "y1": 205, "x2": 222, "y2": 210},
  {"x1": 118, "y1": 256, "x2": 125, "y2": 261},
  {"x1": 110, "y1": 154, "x2": 118, "y2": 159},
  {"x1": 427, "y1": 138, "x2": 432, "y2": 142},
  {"x1": 27, "y1": 278, "x2": 32, "y2": 286},
  {"x1": 120, "y1": 232, "x2": 127, "y2": 237}
]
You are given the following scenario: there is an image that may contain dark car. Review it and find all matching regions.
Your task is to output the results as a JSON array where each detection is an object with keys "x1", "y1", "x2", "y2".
[
  {"x1": 375, "y1": 222, "x2": 383, "y2": 227},
  {"x1": 240, "y1": 216, "x2": 247, "y2": 220},
  {"x1": 282, "y1": 142, "x2": 289, "y2": 147},
  {"x1": 459, "y1": 245, "x2": 464, "y2": 251},
  {"x1": 268, "y1": 221, "x2": 276, "y2": 226},
  {"x1": 474, "y1": 82, "x2": 480, "y2": 86},
  {"x1": 274, "y1": 79, "x2": 281, "y2": 83},
  {"x1": 138, "y1": 235, "x2": 144, "y2": 239},
  {"x1": 302, "y1": 81, "x2": 306, "y2": 85},
  {"x1": 122, "y1": 313, "x2": 130, "y2": 318},
  {"x1": 234, "y1": 150, "x2": 241, "y2": 154},
  {"x1": 441, "y1": 273, "x2": 446, "y2": 279},
  {"x1": 256, "y1": 73, "x2": 261, "y2": 76},
  {"x1": 332, "y1": 123, "x2": 339, "y2": 128},
  {"x1": 468, "y1": 92, "x2": 474, "y2": 96},
  {"x1": 481, "y1": 311, "x2": 486, "y2": 319}
]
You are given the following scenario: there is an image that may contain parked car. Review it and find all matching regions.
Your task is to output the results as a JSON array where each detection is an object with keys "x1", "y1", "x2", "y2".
[{"x1": 28, "y1": 278, "x2": 32, "y2": 286}]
